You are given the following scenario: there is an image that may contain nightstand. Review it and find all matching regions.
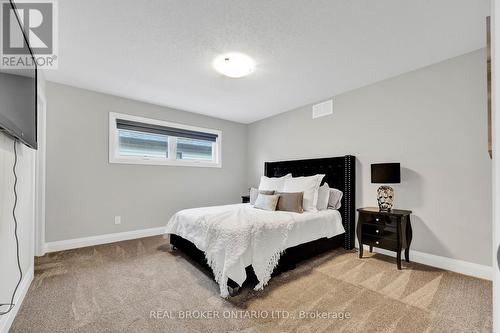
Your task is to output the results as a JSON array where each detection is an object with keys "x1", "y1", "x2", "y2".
[
  {"x1": 241, "y1": 195, "x2": 250, "y2": 203},
  {"x1": 356, "y1": 207, "x2": 412, "y2": 269}
]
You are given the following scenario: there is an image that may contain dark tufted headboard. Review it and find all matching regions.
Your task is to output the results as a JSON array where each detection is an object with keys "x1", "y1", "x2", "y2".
[{"x1": 264, "y1": 155, "x2": 356, "y2": 250}]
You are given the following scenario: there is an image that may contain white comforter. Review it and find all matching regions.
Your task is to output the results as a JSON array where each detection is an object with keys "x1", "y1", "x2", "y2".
[{"x1": 165, "y1": 203, "x2": 344, "y2": 297}]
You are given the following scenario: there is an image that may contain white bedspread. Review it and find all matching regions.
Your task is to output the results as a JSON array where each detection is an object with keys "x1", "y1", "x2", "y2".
[{"x1": 165, "y1": 203, "x2": 344, "y2": 297}]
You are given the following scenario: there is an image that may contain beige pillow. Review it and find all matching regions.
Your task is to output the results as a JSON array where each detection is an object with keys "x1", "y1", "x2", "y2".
[
  {"x1": 275, "y1": 192, "x2": 304, "y2": 213},
  {"x1": 328, "y1": 188, "x2": 343, "y2": 209},
  {"x1": 254, "y1": 194, "x2": 280, "y2": 211},
  {"x1": 249, "y1": 188, "x2": 275, "y2": 205}
]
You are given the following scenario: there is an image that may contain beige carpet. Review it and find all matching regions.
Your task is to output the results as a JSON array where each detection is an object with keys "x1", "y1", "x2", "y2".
[{"x1": 11, "y1": 236, "x2": 491, "y2": 332}]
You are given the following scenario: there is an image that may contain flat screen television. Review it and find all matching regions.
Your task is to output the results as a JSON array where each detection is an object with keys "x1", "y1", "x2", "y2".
[{"x1": 0, "y1": 1, "x2": 37, "y2": 149}]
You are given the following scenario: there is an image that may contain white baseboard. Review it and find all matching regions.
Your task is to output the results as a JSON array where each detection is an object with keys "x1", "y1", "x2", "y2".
[
  {"x1": 45, "y1": 227, "x2": 166, "y2": 253},
  {"x1": 364, "y1": 246, "x2": 492, "y2": 280},
  {"x1": 0, "y1": 264, "x2": 34, "y2": 333}
]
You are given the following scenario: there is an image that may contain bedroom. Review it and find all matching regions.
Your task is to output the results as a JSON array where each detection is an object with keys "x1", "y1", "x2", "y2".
[{"x1": 0, "y1": 0, "x2": 498, "y2": 332}]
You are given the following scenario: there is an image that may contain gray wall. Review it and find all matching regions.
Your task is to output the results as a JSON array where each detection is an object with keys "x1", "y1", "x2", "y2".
[
  {"x1": 45, "y1": 49, "x2": 491, "y2": 266},
  {"x1": 45, "y1": 82, "x2": 248, "y2": 242},
  {"x1": 248, "y1": 49, "x2": 492, "y2": 266}
]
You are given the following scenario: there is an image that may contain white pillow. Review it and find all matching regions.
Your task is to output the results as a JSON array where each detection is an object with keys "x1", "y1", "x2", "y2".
[
  {"x1": 258, "y1": 173, "x2": 292, "y2": 192},
  {"x1": 328, "y1": 189, "x2": 343, "y2": 210},
  {"x1": 283, "y1": 174, "x2": 325, "y2": 212},
  {"x1": 316, "y1": 183, "x2": 330, "y2": 211},
  {"x1": 254, "y1": 194, "x2": 279, "y2": 211}
]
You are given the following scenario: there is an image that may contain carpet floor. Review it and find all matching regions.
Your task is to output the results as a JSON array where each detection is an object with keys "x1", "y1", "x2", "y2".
[{"x1": 11, "y1": 236, "x2": 491, "y2": 332}]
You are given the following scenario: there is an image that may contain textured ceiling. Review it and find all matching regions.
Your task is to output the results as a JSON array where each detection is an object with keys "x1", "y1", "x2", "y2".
[{"x1": 45, "y1": 0, "x2": 490, "y2": 123}]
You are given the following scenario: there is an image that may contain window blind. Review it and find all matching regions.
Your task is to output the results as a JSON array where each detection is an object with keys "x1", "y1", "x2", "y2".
[{"x1": 116, "y1": 119, "x2": 218, "y2": 142}]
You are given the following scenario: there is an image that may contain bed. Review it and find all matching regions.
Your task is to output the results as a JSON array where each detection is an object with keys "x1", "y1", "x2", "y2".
[{"x1": 166, "y1": 155, "x2": 356, "y2": 296}]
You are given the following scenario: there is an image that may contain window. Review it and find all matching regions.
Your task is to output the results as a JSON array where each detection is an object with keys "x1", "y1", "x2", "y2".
[
  {"x1": 176, "y1": 137, "x2": 213, "y2": 161},
  {"x1": 118, "y1": 129, "x2": 169, "y2": 159},
  {"x1": 109, "y1": 112, "x2": 221, "y2": 167}
]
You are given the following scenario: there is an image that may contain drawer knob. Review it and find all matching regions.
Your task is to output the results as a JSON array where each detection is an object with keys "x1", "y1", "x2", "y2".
[
  {"x1": 375, "y1": 241, "x2": 379, "y2": 245},
  {"x1": 375, "y1": 218, "x2": 380, "y2": 222},
  {"x1": 376, "y1": 230, "x2": 379, "y2": 233}
]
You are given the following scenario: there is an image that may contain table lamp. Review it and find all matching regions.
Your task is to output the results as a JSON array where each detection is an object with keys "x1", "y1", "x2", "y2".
[{"x1": 371, "y1": 163, "x2": 401, "y2": 212}]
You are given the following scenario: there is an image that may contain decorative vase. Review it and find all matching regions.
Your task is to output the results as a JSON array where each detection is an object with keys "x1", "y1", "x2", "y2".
[{"x1": 377, "y1": 186, "x2": 394, "y2": 212}]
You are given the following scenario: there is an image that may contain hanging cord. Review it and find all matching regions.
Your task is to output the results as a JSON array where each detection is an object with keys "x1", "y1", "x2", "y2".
[{"x1": 0, "y1": 139, "x2": 23, "y2": 315}]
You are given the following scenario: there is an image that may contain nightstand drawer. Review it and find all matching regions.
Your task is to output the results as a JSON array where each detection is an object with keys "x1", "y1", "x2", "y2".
[
  {"x1": 363, "y1": 235, "x2": 397, "y2": 251},
  {"x1": 362, "y1": 224, "x2": 397, "y2": 240},
  {"x1": 366, "y1": 215, "x2": 397, "y2": 231}
]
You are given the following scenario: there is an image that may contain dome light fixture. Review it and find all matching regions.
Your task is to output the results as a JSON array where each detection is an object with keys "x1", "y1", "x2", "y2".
[{"x1": 213, "y1": 53, "x2": 255, "y2": 78}]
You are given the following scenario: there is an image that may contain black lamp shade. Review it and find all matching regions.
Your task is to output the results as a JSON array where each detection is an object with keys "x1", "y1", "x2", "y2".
[{"x1": 371, "y1": 163, "x2": 401, "y2": 184}]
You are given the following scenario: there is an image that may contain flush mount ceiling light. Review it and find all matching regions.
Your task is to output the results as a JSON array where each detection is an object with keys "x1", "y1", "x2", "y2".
[{"x1": 213, "y1": 53, "x2": 255, "y2": 78}]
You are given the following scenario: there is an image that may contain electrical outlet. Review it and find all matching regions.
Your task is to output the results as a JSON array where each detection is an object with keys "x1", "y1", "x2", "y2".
[{"x1": 114, "y1": 216, "x2": 121, "y2": 225}]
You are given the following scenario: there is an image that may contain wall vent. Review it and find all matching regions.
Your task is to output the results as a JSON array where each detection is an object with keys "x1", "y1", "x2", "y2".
[{"x1": 312, "y1": 99, "x2": 333, "y2": 119}]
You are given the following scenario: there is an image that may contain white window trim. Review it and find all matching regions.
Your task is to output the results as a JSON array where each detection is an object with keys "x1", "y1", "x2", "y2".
[{"x1": 109, "y1": 112, "x2": 222, "y2": 168}]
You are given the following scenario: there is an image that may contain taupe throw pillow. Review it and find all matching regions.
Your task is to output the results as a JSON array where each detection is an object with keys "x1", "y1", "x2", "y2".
[
  {"x1": 249, "y1": 188, "x2": 275, "y2": 205},
  {"x1": 275, "y1": 192, "x2": 304, "y2": 213},
  {"x1": 254, "y1": 194, "x2": 280, "y2": 211}
]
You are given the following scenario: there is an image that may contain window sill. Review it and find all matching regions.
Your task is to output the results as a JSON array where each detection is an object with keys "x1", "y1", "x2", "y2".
[{"x1": 109, "y1": 156, "x2": 222, "y2": 168}]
